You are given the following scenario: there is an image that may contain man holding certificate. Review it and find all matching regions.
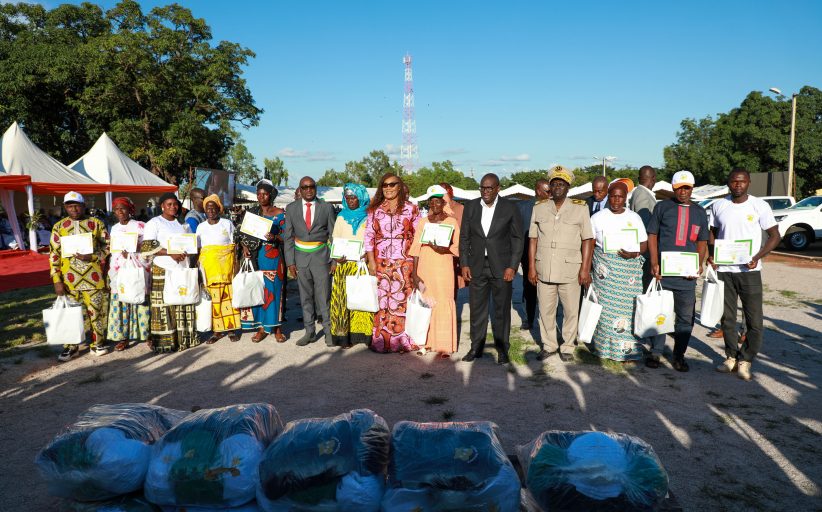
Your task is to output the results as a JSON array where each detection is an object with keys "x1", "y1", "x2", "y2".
[
  {"x1": 709, "y1": 169, "x2": 781, "y2": 381},
  {"x1": 647, "y1": 171, "x2": 709, "y2": 372},
  {"x1": 49, "y1": 191, "x2": 111, "y2": 362}
]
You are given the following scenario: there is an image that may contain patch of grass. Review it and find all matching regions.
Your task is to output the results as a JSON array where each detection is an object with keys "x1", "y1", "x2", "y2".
[
  {"x1": 573, "y1": 346, "x2": 626, "y2": 374},
  {"x1": 440, "y1": 410, "x2": 455, "y2": 421},
  {"x1": 778, "y1": 289, "x2": 799, "y2": 299},
  {"x1": 78, "y1": 371, "x2": 104, "y2": 385},
  {"x1": 422, "y1": 395, "x2": 448, "y2": 406},
  {"x1": 0, "y1": 285, "x2": 54, "y2": 350},
  {"x1": 419, "y1": 372, "x2": 434, "y2": 380},
  {"x1": 507, "y1": 335, "x2": 531, "y2": 365}
]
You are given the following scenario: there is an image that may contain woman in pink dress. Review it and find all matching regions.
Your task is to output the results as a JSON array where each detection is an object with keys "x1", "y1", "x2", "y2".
[{"x1": 364, "y1": 173, "x2": 421, "y2": 353}]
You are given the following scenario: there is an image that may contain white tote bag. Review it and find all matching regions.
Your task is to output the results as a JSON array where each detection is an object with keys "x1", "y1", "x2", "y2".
[
  {"x1": 163, "y1": 260, "x2": 200, "y2": 306},
  {"x1": 699, "y1": 266, "x2": 725, "y2": 328},
  {"x1": 115, "y1": 257, "x2": 147, "y2": 305},
  {"x1": 195, "y1": 289, "x2": 213, "y2": 332},
  {"x1": 405, "y1": 290, "x2": 434, "y2": 347},
  {"x1": 231, "y1": 258, "x2": 265, "y2": 309},
  {"x1": 43, "y1": 296, "x2": 85, "y2": 345},
  {"x1": 578, "y1": 286, "x2": 603, "y2": 344},
  {"x1": 345, "y1": 261, "x2": 379, "y2": 313},
  {"x1": 634, "y1": 278, "x2": 675, "y2": 337}
]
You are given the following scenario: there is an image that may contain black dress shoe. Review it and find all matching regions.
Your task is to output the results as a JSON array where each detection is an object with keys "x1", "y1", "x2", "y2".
[
  {"x1": 461, "y1": 351, "x2": 478, "y2": 362},
  {"x1": 536, "y1": 349, "x2": 552, "y2": 361},
  {"x1": 497, "y1": 355, "x2": 510, "y2": 365},
  {"x1": 295, "y1": 333, "x2": 314, "y2": 347},
  {"x1": 520, "y1": 322, "x2": 531, "y2": 330},
  {"x1": 558, "y1": 352, "x2": 574, "y2": 362}
]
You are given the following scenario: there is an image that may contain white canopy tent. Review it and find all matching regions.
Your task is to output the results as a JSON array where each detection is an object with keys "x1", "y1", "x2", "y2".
[{"x1": 69, "y1": 132, "x2": 176, "y2": 210}]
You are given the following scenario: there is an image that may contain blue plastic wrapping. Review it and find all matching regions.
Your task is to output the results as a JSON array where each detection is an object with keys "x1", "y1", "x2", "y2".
[
  {"x1": 144, "y1": 403, "x2": 283, "y2": 508},
  {"x1": 381, "y1": 421, "x2": 520, "y2": 512},
  {"x1": 516, "y1": 431, "x2": 669, "y2": 511},
  {"x1": 35, "y1": 404, "x2": 188, "y2": 502},
  {"x1": 256, "y1": 409, "x2": 389, "y2": 512}
]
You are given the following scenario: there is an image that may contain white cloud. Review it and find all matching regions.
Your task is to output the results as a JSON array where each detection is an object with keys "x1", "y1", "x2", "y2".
[
  {"x1": 278, "y1": 147, "x2": 308, "y2": 158},
  {"x1": 498, "y1": 153, "x2": 530, "y2": 162},
  {"x1": 441, "y1": 147, "x2": 468, "y2": 156},
  {"x1": 306, "y1": 151, "x2": 335, "y2": 162},
  {"x1": 278, "y1": 147, "x2": 335, "y2": 161},
  {"x1": 384, "y1": 144, "x2": 401, "y2": 156}
]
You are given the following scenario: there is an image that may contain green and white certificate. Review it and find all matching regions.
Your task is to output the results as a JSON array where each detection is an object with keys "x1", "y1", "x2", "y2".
[
  {"x1": 603, "y1": 229, "x2": 640, "y2": 254},
  {"x1": 110, "y1": 232, "x2": 138, "y2": 253},
  {"x1": 420, "y1": 222, "x2": 454, "y2": 247},
  {"x1": 713, "y1": 239, "x2": 753, "y2": 265},
  {"x1": 166, "y1": 233, "x2": 198, "y2": 254},
  {"x1": 330, "y1": 238, "x2": 364, "y2": 260},
  {"x1": 661, "y1": 251, "x2": 699, "y2": 277},
  {"x1": 61, "y1": 233, "x2": 93, "y2": 257},
  {"x1": 240, "y1": 211, "x2": 274, "y2": 240}
]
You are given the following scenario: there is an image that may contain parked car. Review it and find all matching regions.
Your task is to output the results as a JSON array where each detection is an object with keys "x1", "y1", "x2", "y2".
[
  {"x1": 772, "y1": 196, "x2": 822, "y2": 250},
  {"x1": 760, "y1": 196, "x2": 796, "y2": 211}
]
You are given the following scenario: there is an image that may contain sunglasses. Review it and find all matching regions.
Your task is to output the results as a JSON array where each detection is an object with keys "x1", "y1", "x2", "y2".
[
  {"x1": 300, "y1": 184, "x2": 316, "y2": 190},
  {"x1": 382, "y1": 182, "x2": 401, "y2": 188},
  {"x1": 479, "y1": 185, "x2": 498, "y2": 191}
]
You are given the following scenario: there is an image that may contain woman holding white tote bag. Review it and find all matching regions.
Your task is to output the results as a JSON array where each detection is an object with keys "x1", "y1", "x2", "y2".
[
  {"x1": 140, "y1": 193, "x2": 199, "y2": 353},
  {"x1": 106, "y1": 197, "x2": 151, "y2": 352}
]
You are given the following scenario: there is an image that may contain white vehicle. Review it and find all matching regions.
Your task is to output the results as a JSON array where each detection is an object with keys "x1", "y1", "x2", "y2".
[
  {"x1": 772, "y1": 196, "x2": 822, "y2": 251},
  {"x1": 760, "y1": 196, "x2": 795, "y2": 211}
]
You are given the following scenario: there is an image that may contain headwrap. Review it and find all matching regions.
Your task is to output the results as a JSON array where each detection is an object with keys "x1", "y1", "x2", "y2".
[
  {"x1": 607, "y1": 179, "x2": 630, "y2": 196},
  {"x1": 256, "y1": 179, "x2": 276, "y2": 197},
  {"x1": 203, "y1": 193, "x2": 223, "y2": 213},
  {"x1": 159, "y1": 192, "x2": 180, "y2": 207},
  {"x1": 340, "y1": 182, "x2": 370, "y2": 235},
  {"x1": 439, "y1": 182, "x2": 455, "y2": 199},
  {"x1": 112, "y1": 196, "x2": 135, "y2": 216}
]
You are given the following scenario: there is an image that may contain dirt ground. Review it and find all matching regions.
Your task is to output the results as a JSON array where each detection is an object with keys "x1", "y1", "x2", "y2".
[{"x1": 0, "y1": 258, "x2": 820, "y2": 511}]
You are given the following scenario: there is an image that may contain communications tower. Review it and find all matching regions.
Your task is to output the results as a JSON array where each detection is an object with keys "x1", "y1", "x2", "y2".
[{"x1": 400, "y1": 53, "x2": 418, "y2": 173}]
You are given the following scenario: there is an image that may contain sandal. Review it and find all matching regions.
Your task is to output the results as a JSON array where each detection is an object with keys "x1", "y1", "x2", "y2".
[
  {"x1": 440, "y1": 353, "x2": 451, "y2": 359},
  {"x1": 229, "y1": 335, "x2": 240, "y2": 343},
  {"x1": 341, "y1": 343, "x2": 353, "y2": 350},
  {"x1": 251, "y1": 330, "x2": 267, "y2": 343},
  {"x1": 274, "y1": 332, "x2": 287, "y2": 343},
  {"x1": 146, "y1": 340, "x2": 154, "y2": 351},
  {"x1": 205, "y1": 335, "x2": 220, "y2": 345},
  {"x1": 114, "y1": 341, "x2": 128, "y2": 352},
  {"x1": 672, "y1": 359, "x2": 690, "y2": 372}
]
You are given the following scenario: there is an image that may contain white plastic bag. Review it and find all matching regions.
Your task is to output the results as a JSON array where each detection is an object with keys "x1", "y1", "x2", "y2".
[
  {"x1": 577, "y1": 286, "x2": 603, "y2": 344},
  {"x1": 699, "y1": 266, "x2": 725, "y2": 328},
  {"x1": 633, "y1": 278, "x2": 675, "y2": 337},
  {"x1": 115, "y1": 257, "x2": 146, "y2": 305},
  {"x1": 346, "y1": 261, "x2": 379, "y2": 313},
  {"x1": 195, "y1": 289, "x2": 213, "y2": 332},
  {"x1": 405, "y1": 290, "x2": 433, "y2": 347},
  {"x1": 43, "y1": 295, "x2": 85, "y2": 345},
  {"x1": 163, "y1": 260, "x2": 199, "y2": 306},
  {"x1": 232, "y1": 258, "x2": 265, "y2": 309}
]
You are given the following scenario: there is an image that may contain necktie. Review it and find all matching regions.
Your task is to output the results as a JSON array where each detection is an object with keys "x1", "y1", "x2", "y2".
[
  {"x1": 593, "y1": 202, "x2": 600, "y2": 214},
  {"x1": 305, "y1": 202, "x2": 312, "y2": 231}
]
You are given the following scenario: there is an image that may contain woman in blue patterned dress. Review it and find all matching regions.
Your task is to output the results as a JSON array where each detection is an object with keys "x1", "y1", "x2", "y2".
[
  {"x1": 235, "y1": 180, "x2": 287, "y2": 343},
  {"x1": 589, "y1": 180, "x2": 648, "y2": 362}
]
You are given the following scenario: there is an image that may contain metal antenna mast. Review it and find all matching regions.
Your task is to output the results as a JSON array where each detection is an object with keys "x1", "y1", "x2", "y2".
[{"x1": 400, "y1": 53, "x2": 418, "y2": 173}]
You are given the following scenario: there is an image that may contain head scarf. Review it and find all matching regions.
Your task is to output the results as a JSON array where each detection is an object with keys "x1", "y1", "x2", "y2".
[
  {"x1": 607, "y1": 180, "x2": 630, "y2": 196},
  {"x1": 256, "y1": 179, "x2": 276, "y2": 197},
  {"x1": 112, "y1": 196, "x2": 135, "y2": 216},
  {"x1": 340, "y1": 183, "x2": 370, "y2": 235},
  {"x1": 203, "y1": 194, "x2": 223, "y2": 213}
]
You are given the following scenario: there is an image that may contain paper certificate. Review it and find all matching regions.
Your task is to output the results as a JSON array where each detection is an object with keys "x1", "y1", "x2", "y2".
[
  {"x1": 61, "y1": 233, "x2": 93, "y2": 257},
  {"x1": 166, "y1": 234, "x2": 198, "y2": 254},
  {"x1": 110, "y1": 232, "x2": 138, "y2": 253},
  {"x1": 661, "y1": 251, "x2": 700, "y2": 277},
  {"x1": 240, "y1": 211, "x2": 274, "y2": 240},
  {"x1": 603, "y1": 229, "x2": 640, "y2": 254},
  {"x1": 420, "y1": 222, "x2": 455, "y2": 247},
  {"x1": 714, "y1": 239, "x2": 753, "y2": 265},
  {"x1": 330, "y1": 238, "x2": 364, "y2": 260}
]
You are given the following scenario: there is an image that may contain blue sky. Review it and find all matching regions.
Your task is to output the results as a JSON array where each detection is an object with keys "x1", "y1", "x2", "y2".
[{"x1": 65, "y1": 0, "x2": 822, "y2": 183}]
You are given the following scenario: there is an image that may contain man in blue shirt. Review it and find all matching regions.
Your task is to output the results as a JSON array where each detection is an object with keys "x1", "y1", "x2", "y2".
[
  {"x1": 646, "y1": 171, "x2": 709, "y2": 372},
  {"x1": 184, "y1": 188, "x2": 206, "y2": 233}
]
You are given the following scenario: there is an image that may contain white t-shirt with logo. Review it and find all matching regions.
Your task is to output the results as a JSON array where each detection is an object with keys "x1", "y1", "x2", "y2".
[
  {"x1": 709, "y1": 195, "x2": 776, "y2": 273},
  {"x1": 196, "y1": 218, "x2": 235, "y2": 247},
  {"x1": 590, "y1": 209, "x2": 648, "y2": 250}
]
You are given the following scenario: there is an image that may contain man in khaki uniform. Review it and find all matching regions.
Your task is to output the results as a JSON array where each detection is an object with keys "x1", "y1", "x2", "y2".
[{"x1": 527, "y1": 166, "x2": 594, "y2": 362}]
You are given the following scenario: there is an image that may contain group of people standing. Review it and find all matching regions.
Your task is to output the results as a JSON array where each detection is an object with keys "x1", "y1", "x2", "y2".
[{"x1": 48, "y1": 165, "x2": 778, "y2": 380}]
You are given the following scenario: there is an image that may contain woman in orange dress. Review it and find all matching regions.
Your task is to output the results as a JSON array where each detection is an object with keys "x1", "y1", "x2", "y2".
[{"x1": 410, "y1": 185, "x2": 460, "y2": 358}]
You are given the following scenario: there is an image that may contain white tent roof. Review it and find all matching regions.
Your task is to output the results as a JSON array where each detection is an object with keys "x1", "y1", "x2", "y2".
[
  {"x1": 69, "y1": 132, "x2": 173, "y2": 188},
  {"x1": 692, "y1": 184, "x2": 728, "y2": 199},
  {"x1": 1, "y1": 122, "x2": 99, "y2": 186},
  {"x1": 499, "y1": 184, "x2": 534, "y2": 198}
]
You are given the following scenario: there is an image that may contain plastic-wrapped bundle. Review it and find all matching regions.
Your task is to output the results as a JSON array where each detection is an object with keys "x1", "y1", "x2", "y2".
[
  {"x1": 381, "y1": 421, "x2": 520, "y2": 512},
  {"x1": 256, "y1": 409, "x2": 389, "y2": 512},
  {"x1": 516, "y1": 431, "x2": 669, "y2": 511},
  {"x1": 160, "y1": 503, "x2": 262, "y2": 512},
  {"x1": 145, "y1": 403, "x2": 282, "y2": 508},
  {"x1": 36, "y1": 404, "x2": 188, "y2": 502}
]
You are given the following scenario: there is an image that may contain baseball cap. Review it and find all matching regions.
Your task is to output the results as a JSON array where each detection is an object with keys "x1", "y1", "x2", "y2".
[
  {"x1": 426, "y1": 184, "x2": 447, "y2": 199},
  {"x1": 548, "y1": 165, "x2": 574, "y2": 185},
  {"x1": 671, "y1": 171, "x2": 695, "y2": 189},
  {"x1": 63, "y1": 191, "x2": 85, "y2": 204}
]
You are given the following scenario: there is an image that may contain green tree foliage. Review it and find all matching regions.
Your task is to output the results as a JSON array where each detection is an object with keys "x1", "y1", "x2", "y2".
[
  {"x1": 0, "y1": 0, "x2": 261, "y2": 183},
  {"x1": 500, "y1": 170, "x2": 548, "y2": 190},
  {"x1": 221, "y1": 134, "x2": 260, "y2": 185},
  {"x1": 263, "y1": 156, "x2": 289, "y2": 186},
  {"x1": 664, "y1": 87, "x2": 822, "y2": 196},
  {"x1": 403, "y1": 161, "x2": 479, "y2": 197},
  {"x1": 317, "y1": 150, "x2": 402, "y2": 187}
]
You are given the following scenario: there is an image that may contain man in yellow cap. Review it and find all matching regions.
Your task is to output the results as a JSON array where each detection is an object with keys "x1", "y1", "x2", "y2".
[{"x1": 527, "y1": 166, "x2": 594, "y2": 362}]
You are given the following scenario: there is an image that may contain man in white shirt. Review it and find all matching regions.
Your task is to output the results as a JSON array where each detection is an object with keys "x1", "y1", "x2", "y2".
[{"x1": 709, "y1": 169, "x2": 781, "y2": 381}]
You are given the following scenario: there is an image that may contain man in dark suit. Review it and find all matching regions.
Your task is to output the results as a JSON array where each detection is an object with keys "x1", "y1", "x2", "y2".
[
  {"x1": 284, "y1": 176, "x2": 337, "y2": 346},
  {"x1": 585, "y1": 175, "x2": 609, "y2": 216},
  {"x1": 460, "y1": 173, "x2": 524, "y2": 365}
]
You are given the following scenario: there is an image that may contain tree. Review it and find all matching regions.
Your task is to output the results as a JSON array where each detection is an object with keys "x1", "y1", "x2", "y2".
[
  {"x1": 317, "y1": 150, "x2": 402, "y2": 187},
  {"x1": 263, "y1": 156, "x2": 288, "y2": 186},
  {"x1": 500, "y1": 170, "x2": 548, "y2": 190},
  {"x1": 221, "y1": 134, "x2": 260, "y2": 184},
  {"x1": 404, "y1": 161, "x2": 479, "y2": 197},
  {"x1": 0, "y1": 0, "x2": 261, "y2": 183}
]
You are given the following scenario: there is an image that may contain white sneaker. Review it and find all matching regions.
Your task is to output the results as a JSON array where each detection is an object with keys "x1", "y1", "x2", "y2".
[
  {"x1": 716, "y1": 357, "x2": 737, "y2": 373},
  {"x1": 738, "y1": 360, "x2": 752, "y2": 381},
  {"x1": 58, "y1": 346, "x2": 79, "y2": 362},
  {"x1": 91, "y1": 345, "x2": 109, "y2": 357}
]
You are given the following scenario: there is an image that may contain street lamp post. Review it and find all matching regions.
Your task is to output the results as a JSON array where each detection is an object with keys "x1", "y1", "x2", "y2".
[
  {"x1": 592, "y1": 156, "x2": 617, "y2": 177},
  {"x1": 769, "y1": 87, "x2": 797, "y2": 198}
]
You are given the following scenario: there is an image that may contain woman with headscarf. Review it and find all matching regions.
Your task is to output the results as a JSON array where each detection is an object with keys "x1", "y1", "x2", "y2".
[
  {"x1": 197, "y1": 194, "x2": 241, "y2": 344},
  {"x1": 410, "y1": 185, "x2": 461, "y2": 358},
  {"x1": 589, "y1": 179, "x2": 648, "y2": 363},
  {"x1": 140, "y1": 192, "x2": 198, "y2": 353},
  {"x1": 106, "y1": 197, "x2": 151, "y2": 351},
  {"x1": 364, "y1": 173, "x2": 422, "y2": 353},
  {"x1": 328, "y1": 183, "x2": 374, "y2": 349},
  {"x1": 234, "y1": 179, "x2": 287, "y2": 343}
]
